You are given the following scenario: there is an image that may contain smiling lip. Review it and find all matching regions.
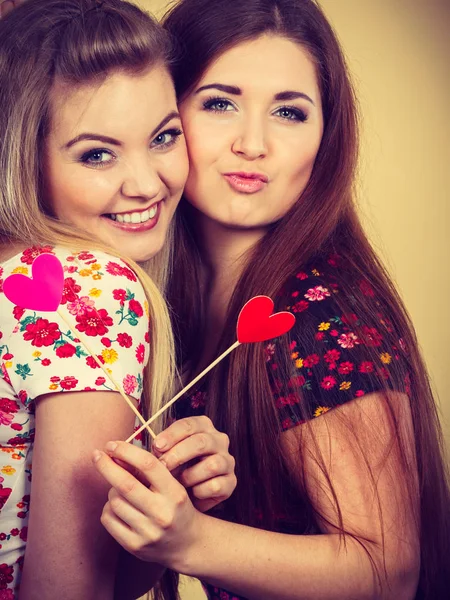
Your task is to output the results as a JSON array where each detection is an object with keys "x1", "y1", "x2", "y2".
[
  {"x1": 102, "y1": 201, "x2": 162, "y2": 232},
  {"x1": 223, "y1": 172, "x2": 268, "y2": 194}
]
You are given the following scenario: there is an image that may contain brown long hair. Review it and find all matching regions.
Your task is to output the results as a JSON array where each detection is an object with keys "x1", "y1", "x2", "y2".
[
  {"x1": 162, "y1": 1, "x2": 450, "y2": 598},
  {"x1": 0, "y1": 0, "x2": 176, "y2": 437}
]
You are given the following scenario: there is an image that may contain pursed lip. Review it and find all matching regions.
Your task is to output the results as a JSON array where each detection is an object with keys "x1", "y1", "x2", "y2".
[{"x1": 223, "y1": 171, "x2": 269, "y2": 183}]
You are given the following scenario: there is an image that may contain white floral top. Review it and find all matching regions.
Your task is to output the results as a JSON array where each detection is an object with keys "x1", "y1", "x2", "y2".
[{"x1": 0, "y1": 246, "x2": 150, "y2": 597}]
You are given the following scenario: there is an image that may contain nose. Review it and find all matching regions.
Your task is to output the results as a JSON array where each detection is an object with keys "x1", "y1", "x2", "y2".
[
  {"x1": 121, "y1": 161, "x2": 162, "y2": 201},
  {"x1": 231, "y1": 118, "x2": 267, "y2": 160}
]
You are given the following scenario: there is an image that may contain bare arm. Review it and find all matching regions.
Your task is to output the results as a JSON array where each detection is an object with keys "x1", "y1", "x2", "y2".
[
  {"x1": 97, "y1": 392, "x2": 420, "y2": 600},
  {"x1": 19, "y1": 389, "x2": 137, "y2": 600}
]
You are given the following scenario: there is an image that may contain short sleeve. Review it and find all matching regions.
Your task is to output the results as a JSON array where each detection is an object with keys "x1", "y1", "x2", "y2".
[
  {"x1": 1, "y1": 246, "x2": 150, "y2": 403},
  {"x1": 266, "y1": 261, "x2": 409, "y2": 431}
]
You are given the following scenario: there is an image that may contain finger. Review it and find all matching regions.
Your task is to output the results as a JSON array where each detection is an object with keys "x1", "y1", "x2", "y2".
[
  {"x1": 100, "y1": 501, "x2": 143, "y2": 555},
  {"x1": 152, "y1": 416, "x2": 216, "y2": 455},
  {"x1": 157, "y1": 431, "x2": 224, "y2": 472},
  {"x1": 95, "y1": 442, "x2": 181, "y2": 496},
  {"x1": 179, "y1": 453, "x2": 235, "y2": 488},
  {"x1": 190, "y1": 474, "x2": 237, "y2": 513}
]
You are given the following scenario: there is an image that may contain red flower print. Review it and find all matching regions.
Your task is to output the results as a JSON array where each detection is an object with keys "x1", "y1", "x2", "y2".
[
  {"x1": 2, "y1": 354, "x2": 12, "y2": 361},
  {"x1": 0, "y1": 398, "x2": 19, "y2": 413},
  {"x1": 327, "y1": 253, "x2": 340, "y2": 267},
  {"x1": 18, "y1": 391, "x2": 28, "y2": 405},
  {"x1": 190, "y1": 391, "x2": 206, "y2": 409},
  {"x1": 361, "y1": 326, "x2": 382, "y2": 347},
  {"x1": 304, "y1": 285, "x2": 330, "y2": 302},
  {"x1": 359, "y1": 361, "x2": 374, "y2": 373},
  {"x1": 292, "y1": 300, "x2": 309, "y2": 313},
  {"x1": 359, "y1": 280, "x2": 375, "y2": 297},
  {"x1": 101, "y1": 337, "x2": 111, "y2": 347},
  {"x1": 315, "y1": 332, "x2": 325, "y2": 341},
  {"x1": 55, "y1": 343, "x2": 76, "y2": 358},
  {"x1": 10, "y1": 423, "x2": 23, "y2": 431},
  {"x1": 78, "y1": 251, "x2": 95, "y2": 261},
  {"x1": 20, "y1": 245, "x2": 53, "y2": 265},
  {"x1": 10, "y1": 529, "x2": 19, "y2": 537},
  {"x1": 337, "y1": 332, "x2": 359, "y2": 349},
  {"x1": 296, "y1": 271, "x2": 308, "y2": 280},
  {"x1": 76, "y1": 308, "x2": 113, "y2": 337},
  {"x1": 23, "y1": 318, "x2": 60, "y2": 347},
  {"x1": 123, "y1": 375, "x2": 138, "y2": 395},
  {"x1": 61, "y1": 277, "x2": 82, "y2": 304},
  {"x1": 324, "y1": 349, "x2": 340, "y2": 364},
  {"x1": 41, "y1": 358, "x2": 51, "y2": 366},
  {"x1": 67, "y1": 296, "x2": 95, "y2": 317},
  {"x1": 303, "y1": 354, "x2": 320, "y2": 368},
  {"x1": 341, "y1": 313, "x2": 358, "y2": 325},
  {"x1": 60, "y1": 376, "x2": 78, "y2": 390},
  {"x1": 338, "y1": 361, "x2": 354, "y2": 374},
  {"x1": 117, "y1": 333, "x2": 133, "y2": 348},
  {"x1": 0, "y1": 487, "x2": 12, "y2": 510},
  {"x1": 95, "y1": 377, "x2": 106, "y2": 386},
  {"x1": 13, "y1": 306, "x2": 25, "y2": 321},
  {"x1": 129, "y1": 299, "x2": 143, "y2": 317},
  {"x1": 320, "y1": 376, "x2": 337, "y2": 390},
  {"x1": 0, "y1": 589, "x2": 14, "y2": 600},
  {"x1": 282, "y1": 418, "x2": 294, "y2": 430},
  {"x1": 19, "y1": 527, "x2": 28, "y2": 542},
  {"x1": 113, "y1": 289, "x2": 127, "y2": 304},
  {"x1": 290, "y1": 374, "x2": 306, "y2": 387},
  {"x1": 275, "y1": 393, "x2": 299, "y2": 407},
  {"x1": 105, "y1": 261, "x2": 137, "y2": 282},
  {"x1": 144, "y1": 331, "x2": 150, "y2": 344},
  {"x1": 50, "y1": 376, "x2": 60, "y2": 383},
  {"x1": 355, "y1": 390, "x2": 365, "y2": 397},
  {"x1": 136, "y1": 343, "x2": 145, "y2": 364},
  {"x1": 86, "y1": 355, "x2": 104, "y2": 369}
]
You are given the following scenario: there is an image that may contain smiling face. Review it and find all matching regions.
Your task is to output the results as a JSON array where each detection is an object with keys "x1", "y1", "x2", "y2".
[
  {"x1": 44, "y1": 66, "x2": 188, "y2": 263},
  {"x1": 179, "y1": 35, "x2": 324, "y2": 235}
]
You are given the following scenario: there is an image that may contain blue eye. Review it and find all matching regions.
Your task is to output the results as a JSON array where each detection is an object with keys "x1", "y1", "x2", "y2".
[
  {"x1": 80, "y1": 149, "x2": 115, "y2": 167},
  {"x1": 151, "y1": 128, "x2": 183, "y2": 149},
  {"x1": 274, "y1": 106, "x2": 308, "y2": 122},
  {"x1": 203, "y1": 97, "x2": 235, "y2": 113}
]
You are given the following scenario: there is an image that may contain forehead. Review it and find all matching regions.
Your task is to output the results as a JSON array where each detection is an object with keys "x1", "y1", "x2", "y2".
[
  {"x1": 199, "y1": 34, "x2": 319, "y2": 94},
  {"x1": 48, "y1": 65, "x2": 176, "y2": 139}
]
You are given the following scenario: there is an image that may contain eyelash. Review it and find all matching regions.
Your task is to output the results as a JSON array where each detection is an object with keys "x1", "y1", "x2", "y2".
[
  {"x1": 202, "y1": 96, "x2": 308, "y2": 123},
  {"x1": 79, "y1": 128, "x2": 183, "y2": 168}
]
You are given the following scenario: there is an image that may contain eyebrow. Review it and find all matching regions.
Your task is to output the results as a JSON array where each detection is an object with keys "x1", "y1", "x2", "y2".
[
  {"x1": 64, "y1": 110, "x2": 181, "y2": 149},
  {"x1": 194, "y1": 83, "x2": 315, "y2": 106}
]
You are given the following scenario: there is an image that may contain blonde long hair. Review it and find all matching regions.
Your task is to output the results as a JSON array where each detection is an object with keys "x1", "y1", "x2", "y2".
[{"x1": 0, "y1": 0, "x2": 177, "y2": 431}]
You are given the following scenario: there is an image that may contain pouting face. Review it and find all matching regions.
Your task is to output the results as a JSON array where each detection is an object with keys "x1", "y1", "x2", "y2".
[
  {"x1": 44, "y1": 66, "x2": 189, "y2": 263},
  {"x1": 179, "y1": 34, "x2": 324, "y2": 234}
]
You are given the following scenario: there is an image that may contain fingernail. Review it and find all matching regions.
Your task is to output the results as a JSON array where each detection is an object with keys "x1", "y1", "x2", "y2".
[
  {"x1": 105, "y1": 441, "x2": 118, "y2": 453},
  {"x1": 92, "y1": 449, "x2": 102, "y2": 463},
  {"x1": 153, "y1": 437, "x2": 167, "y2": 450}
]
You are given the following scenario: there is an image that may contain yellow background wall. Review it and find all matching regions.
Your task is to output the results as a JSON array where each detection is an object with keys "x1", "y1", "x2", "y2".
[{"x1": 133, "y1": 0, "x2": 449, "y2": 598}]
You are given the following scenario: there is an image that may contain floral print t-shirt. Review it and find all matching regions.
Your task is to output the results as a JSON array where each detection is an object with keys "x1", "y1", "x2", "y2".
[
  {"x1": 0, "y1": 246, "x2": 150, "y2": 597},
  {"x1": 176, "y1": 254, "x2": 409, "y2": 600}
]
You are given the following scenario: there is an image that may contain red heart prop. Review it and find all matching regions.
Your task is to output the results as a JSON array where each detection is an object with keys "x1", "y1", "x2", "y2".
[
  {"x1": 236, "y1": 295, "x2": 295, "y2": 343},
  {"x1": 3, "y1": 253, "x2": 64, "y2": 312}
]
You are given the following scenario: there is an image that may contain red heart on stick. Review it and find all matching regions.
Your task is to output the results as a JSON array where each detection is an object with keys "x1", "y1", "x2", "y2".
[
  {"x1": 236, "y1": 295, "x2": 296, "y2": 343},
  {"x1": 3, "y1": 253, "x2": 64, "y2": 312}
]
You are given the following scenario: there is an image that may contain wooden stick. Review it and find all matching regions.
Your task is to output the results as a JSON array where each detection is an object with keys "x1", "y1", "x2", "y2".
[
  {"x1": 57, "y1": 309, "x2": 156, "y2": 439},
  {"x1": 126, "y1": 340, "x2": 241, "y2": 443}
]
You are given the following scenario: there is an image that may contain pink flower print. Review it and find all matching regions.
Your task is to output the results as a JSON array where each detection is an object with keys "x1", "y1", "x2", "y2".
[
  {"x1": 304, "y1": 285, "x2": 330, "y2": 302},
  {"x1": 320, "y1": 376, "x2": 337, "y2": 390},
  {"x1": 337, "y1": 332, "x2": 359, "y2": 349},
  {"x1": 67, "y1": 295, "x2": 95, "y2": 316},
  {"x1": 123, "y1": 375, "x2": 138, "y2": 395},
  {"x1": 191, "y1": 391, "x2": 206, "y2": 409},
  {"x1": 61, "y1": 277, "x2": 81, "y2": 304},
  {"x1": 265, "y1": 343, "x2": 275, "y2": 362},
  {"x1": 0, "y1": 410, "x2": 14, "y2": 426}
]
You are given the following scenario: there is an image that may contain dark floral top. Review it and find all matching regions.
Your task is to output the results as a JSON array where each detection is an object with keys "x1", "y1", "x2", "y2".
[
  {"x1": 0, "y1": 246, "x2": 150, "y2": 597},
  {"x1": 176, "y1": 255, "x2": 409, "y2": 600}
]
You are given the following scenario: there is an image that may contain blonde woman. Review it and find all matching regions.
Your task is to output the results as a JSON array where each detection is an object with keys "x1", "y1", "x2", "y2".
[{"x1": 0, "y1": 1, "x2": 236, "y2": 598}]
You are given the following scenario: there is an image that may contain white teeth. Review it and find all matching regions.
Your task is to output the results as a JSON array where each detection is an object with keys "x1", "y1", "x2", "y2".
[{"x1": 111, "y1": 204, "x2": 158, "y2": 224}]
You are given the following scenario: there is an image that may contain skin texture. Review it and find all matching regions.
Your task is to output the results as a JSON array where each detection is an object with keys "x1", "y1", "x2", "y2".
[
  {"x1": 95, "y1": 36, "x2": 419, "y2": 599},
  {"x1": 45, "y1": 67, "x2": 189, "y2": 263}
]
